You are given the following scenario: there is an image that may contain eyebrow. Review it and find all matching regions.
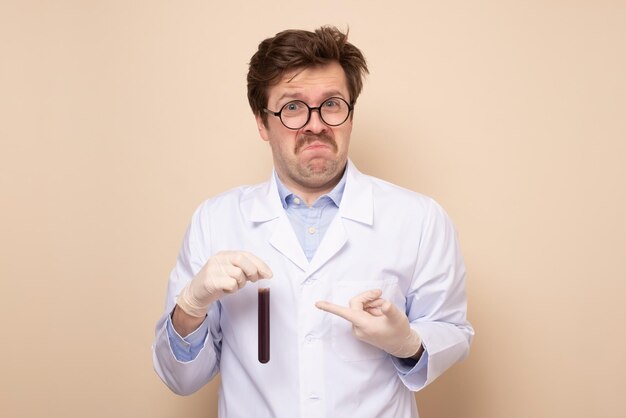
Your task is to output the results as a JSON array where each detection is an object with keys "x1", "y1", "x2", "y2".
[{"x1": 274, "y1": 90, "x2": 347, "y2": 106}]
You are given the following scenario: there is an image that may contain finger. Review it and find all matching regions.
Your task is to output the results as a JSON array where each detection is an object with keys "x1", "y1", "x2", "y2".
[
  {"x1": 363, "y1": 298, "x2": 385, "y2": 309},
  {"x1": 348, "y1": 289, "x2": 383, "y2": 311},
  {"x1": 315, "y1": 301, "x2": 367, "y2": 325},
  {"x1": 380, "y1": 300, "x2": 406, "y2": 322},
  {"x1": 223, "y1": 264, "x2": 247, "y2": 287},
  {"x1": 225, "y1": 252, "x2": 259, "y2": 281},
  {"x1": 363, "y1": 297, "x2": 385, "y2": 316},
  {"x1": 213, "y1": 264, "x2": 247, "y2": 292},
  {"x1": 219, "y1": 277, "x2": 240, "y2": 293},
  {"x1": 227, "y1": 252, "x2": 273, "y2": 281},
  {"x1": 364, "y1": 306, "x2": 384, "y2": 316},
  {"x1": 251, "y1": 255, "x2": 273, "y2": 279}
]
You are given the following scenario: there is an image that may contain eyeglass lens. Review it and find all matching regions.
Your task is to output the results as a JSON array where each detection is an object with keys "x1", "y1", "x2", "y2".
[{"x1": 280, "y1": 97, "x2": 350, "y2": 129}]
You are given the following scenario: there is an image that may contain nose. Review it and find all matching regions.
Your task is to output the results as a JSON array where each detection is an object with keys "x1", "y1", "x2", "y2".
[{"x1": 303, "y1": 108, "x2": 327, "y2": 134}]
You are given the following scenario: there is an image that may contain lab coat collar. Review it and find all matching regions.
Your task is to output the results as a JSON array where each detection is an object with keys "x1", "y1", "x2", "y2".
[
  {"x1": 245, "y1": 159, "x2": 374, "y2": 274},
  {"x1": 247, "y1": 160, "x2": 373, "y2": 225},
  {"x1": 247, "y1": 172, "x2": 283, "y2": 223},
  {"x1": 339, "y1": 160, "x2": 374, "y2": 226}
]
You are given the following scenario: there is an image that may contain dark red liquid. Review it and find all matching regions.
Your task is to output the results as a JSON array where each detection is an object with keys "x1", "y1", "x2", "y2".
[{"x1": 258, "y1": 288, "x2": 270, "y2": 364}]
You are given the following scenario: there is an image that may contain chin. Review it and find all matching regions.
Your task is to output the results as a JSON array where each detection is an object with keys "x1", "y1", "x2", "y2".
[{"x1": 304, "y1": 159, "x2": 336, "y2": 175}]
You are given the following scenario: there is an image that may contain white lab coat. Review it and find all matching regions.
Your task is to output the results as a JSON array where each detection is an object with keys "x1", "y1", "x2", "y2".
[{"x1": 153, "y1": 160, "x2": 473, "y2": 418}]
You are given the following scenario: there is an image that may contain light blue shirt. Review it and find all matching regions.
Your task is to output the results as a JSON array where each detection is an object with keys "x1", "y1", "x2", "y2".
[
  {"x1": 274, "y1": 170, "x2": 346, "y2": 262},
  {"x1": 166, "y1": 168, "x2": 348, "y2": 361}
]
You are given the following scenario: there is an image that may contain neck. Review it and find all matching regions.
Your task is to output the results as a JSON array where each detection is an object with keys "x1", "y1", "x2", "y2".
[{"x1": 277, "y1": 166, "x2": 346, "y2": 206}]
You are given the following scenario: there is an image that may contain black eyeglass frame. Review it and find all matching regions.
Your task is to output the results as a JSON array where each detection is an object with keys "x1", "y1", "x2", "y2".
[{"x1": 262, "y1": 96, "x2": 354, "y2": 130}]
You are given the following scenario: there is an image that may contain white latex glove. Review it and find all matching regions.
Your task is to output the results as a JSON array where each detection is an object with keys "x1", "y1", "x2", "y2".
[
  {"x1": 315, "y1": 289, "x2": 422, "y2": 358},
  {"x1": 177, "y1": 251, "x2": 272, "y2": 317}
]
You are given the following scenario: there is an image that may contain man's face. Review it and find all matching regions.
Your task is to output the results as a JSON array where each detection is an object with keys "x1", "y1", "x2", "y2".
[{"x1": 256, "y1": 61, "x2": 352, "y2": 196}]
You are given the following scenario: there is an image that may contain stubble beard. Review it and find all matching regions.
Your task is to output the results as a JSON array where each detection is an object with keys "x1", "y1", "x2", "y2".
[
  {"x1": 275, "y1": 133, "x2": 346, "y2": 190},
  {"x1": 296, "y1": 133, "x2": 344, "y2": 187}
]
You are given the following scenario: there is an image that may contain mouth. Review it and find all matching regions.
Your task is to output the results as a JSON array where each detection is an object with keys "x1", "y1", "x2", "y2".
[{"x1": 302, "y1": 141, "x2": 330, "y2": 152}]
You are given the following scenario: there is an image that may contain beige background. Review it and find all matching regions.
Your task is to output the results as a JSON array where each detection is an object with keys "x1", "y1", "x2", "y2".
[{"x1": 1, "y1": 1, "x2": 625, "y2": 417}]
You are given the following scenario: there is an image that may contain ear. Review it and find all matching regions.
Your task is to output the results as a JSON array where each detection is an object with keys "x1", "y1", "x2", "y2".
[{"x1": 255, "y1": 114, "x2": 270, "y2": 142}]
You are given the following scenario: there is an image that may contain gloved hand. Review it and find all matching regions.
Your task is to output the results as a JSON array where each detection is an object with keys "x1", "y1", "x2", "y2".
[
  {"x1": 177, "y1": 251, "x2": 272, "y2": 317},
  {"x1": 315, "y1": 289, "x2": 422, "y2": 358}
]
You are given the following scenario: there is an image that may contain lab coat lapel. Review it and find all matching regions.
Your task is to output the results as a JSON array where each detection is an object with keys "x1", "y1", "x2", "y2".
[
  {"x1": 269, "y1": 215, "x2": 309, "y2": 271},
  {"x1": 306, "y1": 161, "x2": 374, "y2": 279},
  {"x1": 246, "y1": 173, "x2": 309, "y2": 272},
  {"x1": 306, "y1": 214, "x2": 347, "y2": 278}
]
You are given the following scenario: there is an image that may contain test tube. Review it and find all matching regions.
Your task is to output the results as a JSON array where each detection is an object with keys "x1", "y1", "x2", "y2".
[{"x1": 258, "y1": 280, "x2": 270, "y2": 364}]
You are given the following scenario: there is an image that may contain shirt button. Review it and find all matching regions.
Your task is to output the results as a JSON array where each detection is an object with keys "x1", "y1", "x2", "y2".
[
  {"x1": 307, "y1": 226, "x2": 316, "y2": 234},
  {"x1": 305, "y1": 334, "x2": 315, "y2": 343},
  {"x1": 309, "y1": 393, "x2": 320, "y2": 400},
  {"x1": 293, "y1": 197, "x2": 301, "y2": 205}
]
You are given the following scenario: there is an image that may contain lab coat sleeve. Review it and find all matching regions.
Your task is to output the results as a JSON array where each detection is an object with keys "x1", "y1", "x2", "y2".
[
  {"x1": 165, "y1": 313, "x2": 209, "y2": 362},
  {"x1": 152, "y1": 202, "x2": 222, "y2": 395},
  {"x1": 393, "y1": 198, "x2": 474, "y2": 391}
]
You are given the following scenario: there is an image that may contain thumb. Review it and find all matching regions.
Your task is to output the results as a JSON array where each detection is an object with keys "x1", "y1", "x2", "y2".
[
  {"x1": 380, "y1": 300, "x2": 406, "y2": 324},
  {"x1": 218, "y1": 278, "x2": 239, "y2": 293}
]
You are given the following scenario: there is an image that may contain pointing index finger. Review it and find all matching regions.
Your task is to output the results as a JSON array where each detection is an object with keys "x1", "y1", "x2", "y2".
[
  {"x1": 315, "y1": 289, "x2": 383, "y2": 325},
  {"x1": 315, "y1": 301, "x2": 363, "y2": 325}
]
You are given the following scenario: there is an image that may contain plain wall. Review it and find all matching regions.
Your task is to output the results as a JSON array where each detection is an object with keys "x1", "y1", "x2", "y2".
[{"x1": 1, "y1": 1, "x2": 625, "y2": 417}]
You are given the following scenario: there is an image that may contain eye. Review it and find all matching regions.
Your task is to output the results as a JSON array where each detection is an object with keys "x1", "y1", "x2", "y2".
[
  {"x1": 322, "y1": 98, "x2": 346, "y2": 113},
  {"x1": 282, "y1": 101, "x2": 306, "y2": 114}
]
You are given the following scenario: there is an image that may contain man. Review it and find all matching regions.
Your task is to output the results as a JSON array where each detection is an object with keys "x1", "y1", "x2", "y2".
[{"x1": 153, "y1": 26, "x2": 473, "y2": 417}]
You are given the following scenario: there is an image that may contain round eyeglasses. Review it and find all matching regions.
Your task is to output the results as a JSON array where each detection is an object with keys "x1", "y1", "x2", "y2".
[{"x1": 263, "y1": 97, "x2": 354, "y2": 130}]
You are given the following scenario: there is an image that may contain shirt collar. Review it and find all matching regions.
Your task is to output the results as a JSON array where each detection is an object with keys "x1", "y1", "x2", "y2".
[{"x1": 274, "y1": 166, "x2": 348, "y2": 209}]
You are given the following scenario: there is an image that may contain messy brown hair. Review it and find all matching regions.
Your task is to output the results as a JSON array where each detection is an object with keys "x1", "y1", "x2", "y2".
[{"x1": 247, "y1": 26, "x2": 368, "y2": 125}]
